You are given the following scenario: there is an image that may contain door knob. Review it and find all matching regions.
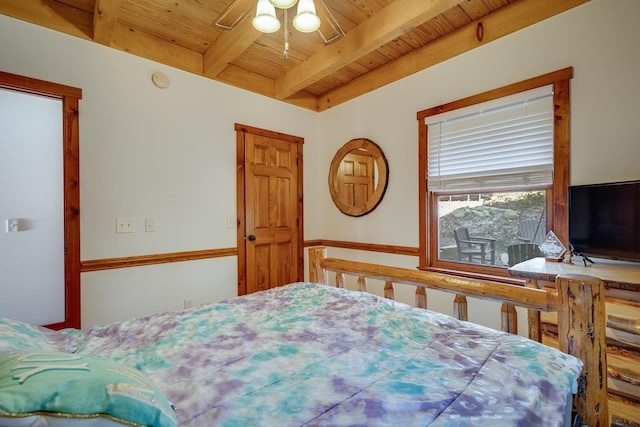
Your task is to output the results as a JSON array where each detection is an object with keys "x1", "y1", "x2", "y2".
[{"x1": 248, "y1": 235, "x2": 256, "y2": 241}]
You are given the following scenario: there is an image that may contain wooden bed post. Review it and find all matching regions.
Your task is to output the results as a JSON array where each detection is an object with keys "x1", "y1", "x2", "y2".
[
  {"x1": 384, "y1": 281, "x2": 395, "y2": 300},
  {"x1": 500, "y1": 303, "x2": 518, "y2": 334},
  {"x1": 309, "y1": 247, "x2": 328, "y2": 284},
  {"x1": 415, "y1": 287, "x2": 427, "y2": 309},
  {"x1": 358, "y1": 276, "x2": 367, "y2": 292},
  {"x1": 556, "y1": 274, "x2": 608, "y2": 427},
  {"x1": 453, "y1": 294, "x2": 468, "y2": 321},
  {"x1": 336, "y1": 273, "x2": 345, "y2": 288}
]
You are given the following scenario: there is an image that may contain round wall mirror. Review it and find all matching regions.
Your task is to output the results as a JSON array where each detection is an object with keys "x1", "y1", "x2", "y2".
[{"x1": 328, "y1": 138, "x2": 389, "y2": 217}]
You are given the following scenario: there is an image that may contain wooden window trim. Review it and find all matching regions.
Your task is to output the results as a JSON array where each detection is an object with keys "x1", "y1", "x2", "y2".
[{"x1": 417, "y1": 67, "x2": 573, "y2": 277}]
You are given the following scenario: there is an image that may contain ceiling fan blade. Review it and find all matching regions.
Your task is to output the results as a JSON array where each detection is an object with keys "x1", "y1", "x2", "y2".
[
  {"x1": 315, "y1": 0, "x2": 344, "y2": 45},
  {"x1": 213, "y1": 0, "x2": 256, "y2": 31}
]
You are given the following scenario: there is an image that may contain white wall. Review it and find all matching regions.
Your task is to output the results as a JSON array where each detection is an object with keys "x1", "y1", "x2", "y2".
[
  {"x1": 0, "y1": 14, "x2": 319, "y2": 327},
  {"x1": 312, "y1": 0, "x2": 640, "y2": 329},
  {"x1": 0, "y1": 0, "x2": 638, "y2": 330}
]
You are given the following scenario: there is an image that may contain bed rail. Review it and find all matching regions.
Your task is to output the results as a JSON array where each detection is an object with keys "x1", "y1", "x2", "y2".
[{"x1": 308, "y1": 246, "x2": 609, "y2": 427}]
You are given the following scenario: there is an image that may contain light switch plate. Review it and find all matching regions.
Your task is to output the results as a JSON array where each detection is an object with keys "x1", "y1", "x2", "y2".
[{"x1": 226, "y1": 217, "x2": 235, "y2": 229}]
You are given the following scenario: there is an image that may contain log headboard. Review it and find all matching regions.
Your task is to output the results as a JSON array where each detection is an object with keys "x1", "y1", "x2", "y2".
[{"x1": 308, "y1": 246, "x2": 609, "y2": 426}]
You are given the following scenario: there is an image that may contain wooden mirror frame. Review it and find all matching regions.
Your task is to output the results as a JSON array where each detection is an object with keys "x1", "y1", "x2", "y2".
[{"x1": 328, "y1": 138, "x2": 389, "y2": 217}]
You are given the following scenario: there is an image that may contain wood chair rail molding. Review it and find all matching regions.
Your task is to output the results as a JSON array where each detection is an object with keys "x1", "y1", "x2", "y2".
[
  {"x1": 81, "y1": 248, "x2": 237, "y2": 272},
  {"x1": 80, "y1": 240, "x2": 419, "y2": 272}
]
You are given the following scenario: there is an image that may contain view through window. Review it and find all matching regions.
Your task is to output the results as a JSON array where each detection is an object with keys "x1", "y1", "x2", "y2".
[{"x1": 437, "y1": 191, "x2": 546, "y2": 267}]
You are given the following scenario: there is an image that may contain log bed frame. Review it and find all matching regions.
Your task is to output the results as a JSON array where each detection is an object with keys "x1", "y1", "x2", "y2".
[{"x1": 308, "y1": 247, "x2": 609, "y2": 427}]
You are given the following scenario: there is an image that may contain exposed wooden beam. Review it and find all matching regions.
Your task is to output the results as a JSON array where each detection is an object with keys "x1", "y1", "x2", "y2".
[
  {"x1": 215, "y1": 64, "x2": 318, "y2": 111},
  {"x1": 93, "y1": 0, "x2": 124, "y2": 46},
  {"x1": 0, "y1": 0, "x2": 92, "y2": 40},
  {"x1": 216, "y1": 63, "x2": 275, "y2": 97},
  {"x1": 111, "y1": 23, "x2": 203, "y2": 75},
  {"x1": 203, "y1": 0, "x2": 261, "y2": 79},
  {"x1": 316, "y1": 0, "x2": 590, "y2": 111},
  {"x1": 274, "y1": 0, "x2": 465, "y2": 100},
  {"x1": 282, "y1": 90, "x2": 320, "y2": 111}
]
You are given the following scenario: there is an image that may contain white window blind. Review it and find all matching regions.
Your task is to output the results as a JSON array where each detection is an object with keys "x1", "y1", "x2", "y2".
[{"x1": 426, "y1": 85, "x2": 554, "y2": 191}]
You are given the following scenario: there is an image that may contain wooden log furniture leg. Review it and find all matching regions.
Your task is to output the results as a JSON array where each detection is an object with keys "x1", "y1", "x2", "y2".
[{"x1": 556, "y1": 274, "x2": 609, "y2": 427}]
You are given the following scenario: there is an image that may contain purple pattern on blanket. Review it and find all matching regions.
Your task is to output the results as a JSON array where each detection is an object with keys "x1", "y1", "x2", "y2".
[{"x1": 58, "y1": 283, "x2": 580, "y2": 426}]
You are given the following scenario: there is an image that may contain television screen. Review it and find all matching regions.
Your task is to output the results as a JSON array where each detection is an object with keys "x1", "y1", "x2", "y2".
[{"x1": 569, "y1": 180, "x2": 640, "y2": 262}]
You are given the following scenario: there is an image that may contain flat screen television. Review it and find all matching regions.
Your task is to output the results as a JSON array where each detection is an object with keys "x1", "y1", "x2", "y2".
[{"x1": 569, "y1": 180, "x2": 640, "y2": 263}]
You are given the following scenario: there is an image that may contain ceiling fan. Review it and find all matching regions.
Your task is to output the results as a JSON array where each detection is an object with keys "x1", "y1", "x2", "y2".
[{"x1": 212, "y1": 0, "x2": 344, "y2": 59}]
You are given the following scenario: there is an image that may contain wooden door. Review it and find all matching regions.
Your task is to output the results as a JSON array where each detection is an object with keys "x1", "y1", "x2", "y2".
[
  {"x1": 236, "y1": 124, "x2": 303, "y2": 295},
  {"x1": 337, "y1": 150, "x2": 375, "y2": 208}
]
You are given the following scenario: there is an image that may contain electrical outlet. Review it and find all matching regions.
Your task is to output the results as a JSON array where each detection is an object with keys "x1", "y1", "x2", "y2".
[
  {"x1": 183, "y1": 299, "x2": 193, "y2": 309},
  {"x1": 116, "y1": 217, "x2": 135, "y2": 233}
]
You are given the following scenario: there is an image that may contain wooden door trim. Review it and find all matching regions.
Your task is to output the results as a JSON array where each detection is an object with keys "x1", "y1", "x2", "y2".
[
  {"x1": 235, "y1": 123, "x2": 304, "y2": 296},
  {"x1": 0, "y1": 71, "x2": 82, "y2": 328}
]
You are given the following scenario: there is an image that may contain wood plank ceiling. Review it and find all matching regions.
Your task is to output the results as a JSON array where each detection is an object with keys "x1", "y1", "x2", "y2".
[{"x1": 0, "y1": 0, "x2": 588, "y2": 111}]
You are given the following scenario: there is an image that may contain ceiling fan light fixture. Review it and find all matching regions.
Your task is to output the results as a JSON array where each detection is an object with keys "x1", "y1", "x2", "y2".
[
  {"x1": 269, "y1": 0, "x2": 298, "y2": 9},
  {"x1": 253, "y1": 0, "x2": 281, "y2": 33},
  {"x1": 293, "y1": 0, "x2": 320, "y2": 33}
]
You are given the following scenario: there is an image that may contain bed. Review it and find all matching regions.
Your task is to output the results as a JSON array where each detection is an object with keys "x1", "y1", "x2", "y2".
[{"x1": 0, "y1": 247, "x2": 608, "y2": 427}]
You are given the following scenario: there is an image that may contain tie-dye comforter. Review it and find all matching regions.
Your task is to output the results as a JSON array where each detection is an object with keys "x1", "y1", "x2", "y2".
[{"x1": 69, "y1": 283, "x2": 581, "y2": 426}]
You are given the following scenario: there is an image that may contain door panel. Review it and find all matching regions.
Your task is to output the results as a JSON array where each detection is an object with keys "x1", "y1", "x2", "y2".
[
  {"x1": 250, "y1": 244, "x2": 271, "y2": 293},
  {"x1": 254, "y1": 175, "x2": 270, "y2": 229},
  {"x1": 236, "y1": 124, "x2": 303, "y2": 296},
  {"x1": 273, "y1": 242, "x2": 292, "y2": 286},
  {"x1": 276, "y1": 177, "x2": 291, "y2": 228}
]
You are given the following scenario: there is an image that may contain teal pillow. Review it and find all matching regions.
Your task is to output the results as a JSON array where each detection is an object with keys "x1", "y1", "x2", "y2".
[{"x1": 0, "y1": 351, "x2": 177, "y2": 427}]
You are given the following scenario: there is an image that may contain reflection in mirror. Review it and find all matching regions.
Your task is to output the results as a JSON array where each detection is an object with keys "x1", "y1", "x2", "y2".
[
  {"x1": 329, "y1": 138, "x2": 388, "y2": 217},
  {"x1": 336, "y1": 149, "x2": 377, "y2": 207}
]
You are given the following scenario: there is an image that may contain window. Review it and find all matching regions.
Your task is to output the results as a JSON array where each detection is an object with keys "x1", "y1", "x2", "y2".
[{"x1": 417, "y1": 68, "x2": 572, "y2": 277}]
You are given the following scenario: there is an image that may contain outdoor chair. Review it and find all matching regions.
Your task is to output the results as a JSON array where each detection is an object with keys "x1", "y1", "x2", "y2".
[
  {"x1": 516, "y1": 219, "x2": 546, "y2": 245},
  {"x1": 453, "y1": 226, "x2": 496, "y2": 265},
  {"x1": 507, "y1": 243, "x2": 544, "y2": 266}
]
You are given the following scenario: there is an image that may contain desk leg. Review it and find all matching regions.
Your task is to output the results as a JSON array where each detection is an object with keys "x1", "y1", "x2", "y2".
[{"x1": 526, "y1": 279, "x2": 542, "y2": 342}]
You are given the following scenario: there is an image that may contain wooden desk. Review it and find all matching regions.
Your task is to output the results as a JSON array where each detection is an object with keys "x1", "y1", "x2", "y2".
[
  {"x1": 509, "y1": 257, "x2": 640, "y2": 427},
  {"x1": 508, "y1": 257, "x2": 640, "y2": 292}
]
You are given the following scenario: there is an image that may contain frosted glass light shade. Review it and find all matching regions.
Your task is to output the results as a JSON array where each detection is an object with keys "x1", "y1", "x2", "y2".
[
  {"x1": 269, "y1": 0, "x2": 298, "y2": 9},
  {"x1": 293, "y1": 0, "x2": 320, "y2": 33},
  {"x1": 253, "y1": 0, "x2": 281, "y2": 33}
]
